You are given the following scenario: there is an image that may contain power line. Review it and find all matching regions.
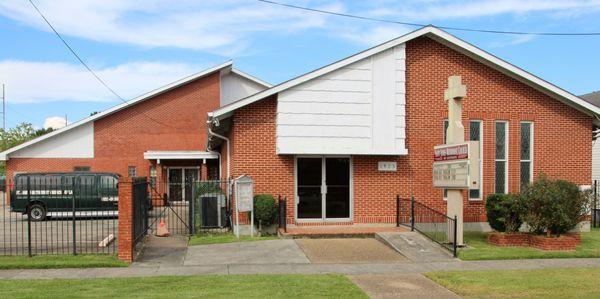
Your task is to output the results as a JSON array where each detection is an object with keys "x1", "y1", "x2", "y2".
[
  {"x1": 257, "y1": 0, "x2": 600, "y2": 36},
  {"x1": 27, "y1": 0, "x2": 173, "y2": 128}
]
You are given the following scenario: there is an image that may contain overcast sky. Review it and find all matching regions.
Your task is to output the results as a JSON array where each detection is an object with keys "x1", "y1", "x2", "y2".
[{"x1": 1, "y1": 0, "x2": 599, "y2": 129}]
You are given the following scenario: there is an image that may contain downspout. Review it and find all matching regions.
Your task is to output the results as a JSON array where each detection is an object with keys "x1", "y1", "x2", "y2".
[{"x1": 207, "y1": 117, "x2": 230, "y2": 180}]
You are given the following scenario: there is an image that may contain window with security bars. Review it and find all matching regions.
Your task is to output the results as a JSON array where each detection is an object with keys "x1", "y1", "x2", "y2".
[
  {"x1": 469, "y1": 121, "x2": 483, "y2": 199},
  {"x1": 443, "y1": 120, "x2": 449, "y2": 199},
  {"x1": 495, "y1": 121, "x2": 508, "y2": 194},
  {"x1": 520, "y1": 122, "x2": 533, "y2": 192}
]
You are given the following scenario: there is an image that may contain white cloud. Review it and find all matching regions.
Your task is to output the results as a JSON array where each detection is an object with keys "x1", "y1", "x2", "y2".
[
  {"x1": 489, "y1": 34, "x2": 535, "y2": 48},
  {"x1": 0, "y1": 0, "x2": 333, "y2": 53},
  {"x1": 43, "y1": 116, "x2": 68, "y2": 129},
  {"x1": 340, "y1": 25, "x2": 411, "y2": 47},
  {"x1": 367, "y1": 0, "x2": 600, "y2": 20},
  {"x1": 0, "y1": 60, "x2": 205, "y2": 103}
]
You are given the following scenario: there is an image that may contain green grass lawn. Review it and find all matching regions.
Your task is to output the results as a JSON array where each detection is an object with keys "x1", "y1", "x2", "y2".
[
  {"x1": 427, "y1": 267, "x2": 600, "y2": 298},
  {"x1": 0, "y1": 274, "x2": 366, "y2": 299},
  {"x1": 458, "y1": 228, "x2": 600, "y2": 260},
  {"x1": 0, "y1": 254, "x2": 127, "y2": 270},
  {"x1": 188, "y1": 233, "x2": 279, "y2": 246}
]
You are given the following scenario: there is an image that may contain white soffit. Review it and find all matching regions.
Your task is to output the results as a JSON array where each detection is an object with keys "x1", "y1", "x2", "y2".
[{"x1": 143, "y1": 151, "x2": 219, "y2": 160}]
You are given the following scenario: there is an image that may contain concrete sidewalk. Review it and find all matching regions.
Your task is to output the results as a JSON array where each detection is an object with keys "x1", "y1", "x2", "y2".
[{"x1": 1, "y1": 258, "x2": 599, "y2": 280}]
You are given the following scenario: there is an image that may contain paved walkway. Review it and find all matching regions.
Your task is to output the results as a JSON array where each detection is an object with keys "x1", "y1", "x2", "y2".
[
  {"x1": 349, "y1": 274, "x2": 460, "y2": 299},
  {"x1": 1, "y1": 258, "x2": 599, "y2": 280}
]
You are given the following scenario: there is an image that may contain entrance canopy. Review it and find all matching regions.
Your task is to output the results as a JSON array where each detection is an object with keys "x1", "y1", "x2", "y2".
[{"x1": 143, "y1": 151, "x2": 219, "y2": 163}]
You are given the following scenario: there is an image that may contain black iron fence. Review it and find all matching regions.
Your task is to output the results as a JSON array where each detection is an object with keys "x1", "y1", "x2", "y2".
[
  {"x1": 1, "y1": 176, "x2": 118, "y2": 256},
  {"x1": 396, "y1": 195, "x2": 458, "y2": 257},
  {"x1": 133, "y1": 179, "x2": 232, "y2": 239},
  {"x1": 132, "y1": 178, "x2": 149, "y2": 246}
]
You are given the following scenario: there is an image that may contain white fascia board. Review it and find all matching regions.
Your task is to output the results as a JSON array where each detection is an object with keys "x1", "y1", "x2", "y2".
[
  {"x1": 231, "y1": 69, "x2": 272, "y2": 88},
  {"x1": 0, "y1": 61, "x2": 233, "y2": 159},
  {"x1": 143, "y1": 151, "x2": 219, "y2": 160},
  {"x1": 211, "y1": 26, "x2": 600, "y2": 120}
]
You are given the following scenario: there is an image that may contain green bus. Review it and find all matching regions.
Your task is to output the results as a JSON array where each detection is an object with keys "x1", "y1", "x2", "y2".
[{"x1": 10, "y1": 172, "x2": 119, "y2": 221}]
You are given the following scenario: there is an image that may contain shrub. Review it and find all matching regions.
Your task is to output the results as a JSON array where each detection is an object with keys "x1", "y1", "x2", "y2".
[
  {"x1": 522, "y1": 175, "x2": 587, "y2": 236},
  {"x1": 485, "y1": 193, "x2": 525, "y2": 233},
  {"x1": 253, "y1": 194, "x2": 278, "y2": 227}
]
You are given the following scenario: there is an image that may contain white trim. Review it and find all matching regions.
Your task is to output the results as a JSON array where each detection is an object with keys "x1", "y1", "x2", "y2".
[
  {"x1": 210, "y1": 26, "x2": 600, "y2": 121},
  {"x1": 469, "y1": 120, "x2": 484, "y2": 201},
  {"x1": 144, "y1": 151, "x2": 219, "y2": 160},
  {"x1": 495, "y1": 121, "x2": 509, "y2": 194},
  {"x1": 294, "y1": 155, "x2": 353, "y2": 222},
  {"x1": 0, "y1": 61, "x2": 270, "y2": 161}
]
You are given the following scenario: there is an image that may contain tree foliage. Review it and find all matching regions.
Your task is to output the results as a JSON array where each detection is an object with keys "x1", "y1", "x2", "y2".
[{"x1": 0, "y1": 123, "x2": 54, "y2": 175}]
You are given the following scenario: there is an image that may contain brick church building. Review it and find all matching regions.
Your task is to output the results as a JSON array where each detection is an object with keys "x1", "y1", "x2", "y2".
[{"x1": 2, "y1": 26, "x2": 598, "y2": 229}]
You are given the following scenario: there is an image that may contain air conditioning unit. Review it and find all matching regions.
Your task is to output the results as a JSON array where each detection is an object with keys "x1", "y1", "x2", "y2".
[{"x1": 198, "y1": 193, "x2": 226, "y2": 228}]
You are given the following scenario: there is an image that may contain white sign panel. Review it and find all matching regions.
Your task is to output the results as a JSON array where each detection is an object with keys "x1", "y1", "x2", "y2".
[
  {"x1": 433, "y1": 160, "x2": 470, "y2": 188},
  {"x1": 378, "y1": 161, "x2": 397, "y2": 172},
  {"x1": 235, "y1": 177, "x2": 254, "y2": 212}
]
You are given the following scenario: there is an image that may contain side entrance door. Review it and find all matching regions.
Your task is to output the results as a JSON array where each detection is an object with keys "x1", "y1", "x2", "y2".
[
  {"x1": 168, "y1": 167, "x2": 199, "y2": 202},
  {"x1": 296, "y1": 157, "x2": 351, "y2": 221}
]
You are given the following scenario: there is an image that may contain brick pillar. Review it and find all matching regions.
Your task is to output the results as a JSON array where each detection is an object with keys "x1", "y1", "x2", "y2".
[{"x1": 117, "y1": 178, "x2": 134, "y2": 263}]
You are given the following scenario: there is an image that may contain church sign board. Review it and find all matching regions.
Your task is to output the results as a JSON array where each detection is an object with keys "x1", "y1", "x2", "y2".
[{"x1": 433, "y1": 141, "x2": 479, "y2": 189}]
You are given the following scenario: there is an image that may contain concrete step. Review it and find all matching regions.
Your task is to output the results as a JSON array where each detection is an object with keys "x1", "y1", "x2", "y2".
[{"x1": 375, "y1": 231, "x2": 456, "y2": 263}]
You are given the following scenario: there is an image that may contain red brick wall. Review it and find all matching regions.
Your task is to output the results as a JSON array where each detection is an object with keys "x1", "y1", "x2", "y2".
[
  {"x1": 227, "y1": 36, "x2": 592, "y2": 224},
  {"x1": 228, "y1": 96, "x2": 296, "y2": 223},
  {"x1": 6, "y1": 72, "x2": 221, "y2": 196},
  {"x1": 404, "y1": 37, "x2": 591, "y2": 221}
]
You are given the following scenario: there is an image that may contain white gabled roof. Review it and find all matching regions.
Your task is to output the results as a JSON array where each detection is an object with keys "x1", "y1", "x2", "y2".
[
  {"x1": 0, "y1": 61, "x2": 268, "y2": 161},
  {"x1": 210, "y1": 26, "x2": 600, "y2": 121}
]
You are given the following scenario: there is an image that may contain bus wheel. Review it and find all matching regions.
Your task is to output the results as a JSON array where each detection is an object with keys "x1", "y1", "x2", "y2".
[{"x1": 28, "y1": 204, "x2": 46, "y2": 222}]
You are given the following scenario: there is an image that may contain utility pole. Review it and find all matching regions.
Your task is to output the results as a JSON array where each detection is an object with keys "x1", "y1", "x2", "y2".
[{"x1": 1, "y1": 84, "x2": 5, "y2": 130}]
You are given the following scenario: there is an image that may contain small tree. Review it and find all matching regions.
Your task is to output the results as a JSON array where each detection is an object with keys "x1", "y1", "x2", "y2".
[
  {"x1": 522, "y1": 175, "x2": 587, "y2": 236},
  {"x1": 0, "y1": 123, "x2": 54, "y2": 175},
  {"x1": 485, "y1": 193, "x2": 525, "y2": 233}
]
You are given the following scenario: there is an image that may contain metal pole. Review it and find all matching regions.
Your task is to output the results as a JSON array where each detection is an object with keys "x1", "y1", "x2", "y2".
[
  {"x1": 283, "y1": 197, "x2": 287, "y2": 233},
  {"x1": 189, "y1": 180, "x2": 195, "y2": 235},
  {"x1": 410, "y1": 196, "x2": 415, "y2": 232},
  {"x1": 1, "y1": 83, "x2": 5, "y2": 130},
  {"x1": 396, "y1": 195, "x2": 400, "y2": 227},
  {"x1": 453, "y1": 215, "x2": 458, "y2": 258},
  {"x1": 72, "y1": 178, "x2": 77, "y2": 255},
  {"x1": 26, "y1": 177, "x2": 31, "y2": 257}
]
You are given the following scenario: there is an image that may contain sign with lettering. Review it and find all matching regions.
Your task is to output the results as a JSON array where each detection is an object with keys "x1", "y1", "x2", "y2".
[
  {"x1": 434, "y1": 143, "x2": 469, "y2": 162},
  {"x1": 378, "y1": 161, "x2": 397, "y2": 172},
  {"x1": 235, "y1": 176, "x2": 254, "y2": 212},
  {"x1": 433, "y1": 142, "x2": 479, "y2": 189}
]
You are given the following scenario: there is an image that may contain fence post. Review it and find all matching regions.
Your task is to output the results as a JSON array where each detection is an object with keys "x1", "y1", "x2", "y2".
[
  {"x1": 590, "y1": 180, "x2": 598, "y2": 227},
  {"x1": 410, "y1": 195, "x2": 415, "y2": 232},
  {"x1": 72, "y1": 177, "x2": 77, "y2": 255},
  {"x1": 283, "y1": 197, "x2": 287, "y2": 233},
  {"x1": 26, "y1": 176, "x2": 32, "y2": 257},
  {"x1": 453, "y1": 215, "x2": 458, "y2": 258},
  {"x1": 396, "y1": 195, "x2": 400, "y2": 227},
  {"x1": 189, "y1": 181, "x2": 195, "y2": 235},
  {"x1": 117, "y1": 177, "x2": 134, "y2": 263}
]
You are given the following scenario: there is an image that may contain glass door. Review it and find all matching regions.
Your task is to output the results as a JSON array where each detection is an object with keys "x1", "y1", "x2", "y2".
[
  {"x1": 296, "y1": 158, "x2": 323, "y2": 219},
  {"x1": 325, "y1": 158, "x2": 350, "y2": 219},
  {"x1": 296, "y1": 157, "x2": 351, "y2": 220}
]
